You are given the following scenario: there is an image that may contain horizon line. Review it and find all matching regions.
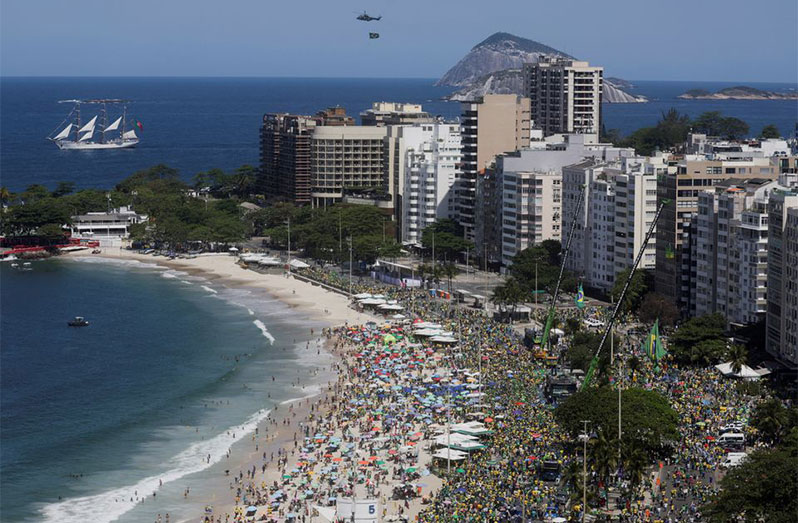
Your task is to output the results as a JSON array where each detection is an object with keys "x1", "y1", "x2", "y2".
[{"x1": 1, "y1": 74, "x2": 796, "y2": 86}]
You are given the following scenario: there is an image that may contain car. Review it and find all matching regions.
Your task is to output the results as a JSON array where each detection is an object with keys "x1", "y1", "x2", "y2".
[
  {"x1": 720, "y1": 422, "x2": 745, "y2": 434},
  {"x1": 721, "y1": 452, "x2": 747, "y2": 468}
]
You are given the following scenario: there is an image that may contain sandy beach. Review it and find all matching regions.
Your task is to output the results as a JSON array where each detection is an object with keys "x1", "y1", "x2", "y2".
[
  {"x1": 66, "y1": 249, "x2": 447, "y2": 523},
  {"x1": 88, "y1": 248, "x2": 375, "y2": 328}
]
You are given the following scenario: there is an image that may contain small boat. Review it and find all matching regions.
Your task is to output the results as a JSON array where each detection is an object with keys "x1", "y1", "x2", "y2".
[{"x1": 68, "y1": 316, "x2": 90, "y2": 327}]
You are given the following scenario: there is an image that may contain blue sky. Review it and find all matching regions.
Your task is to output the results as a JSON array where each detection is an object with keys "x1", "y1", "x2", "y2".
[{"x1": 2, "y1": 0, "x2": 796, "y2": 82}]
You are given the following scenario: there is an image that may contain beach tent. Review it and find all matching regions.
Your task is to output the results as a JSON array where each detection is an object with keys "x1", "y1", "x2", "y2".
[
  {"x1": 715, "y1": 362, "x2": 771, "y2": 380},
  {"x1": 432, "y1": 449, "x2": 467, "y2": 461}
]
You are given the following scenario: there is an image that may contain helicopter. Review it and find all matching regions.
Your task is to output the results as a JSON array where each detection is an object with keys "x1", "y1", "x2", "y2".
[
  {"x1": 356, "y1": 11, "x2": 382, "y2": 21},
  {"x1": 369, "y1": 32, "x2": 380, "y2": 39}
]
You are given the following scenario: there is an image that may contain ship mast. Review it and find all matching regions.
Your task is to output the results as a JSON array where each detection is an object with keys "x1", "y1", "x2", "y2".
[
  {"x1": 75, "y1": 102, "x2": 82, "y2": 142},
  {"x1": 100, "y1": 102, "x2": 108, "y2": 144}
]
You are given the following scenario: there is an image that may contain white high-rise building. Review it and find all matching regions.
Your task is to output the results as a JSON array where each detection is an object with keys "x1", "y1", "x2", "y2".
[
  {"x1": 497, "y1": 135, "x2": 631, "y2": 268},
  {"x1": 392, "y1": 124, "x2": 462, "y2": 245},
  {"x1": 766, "y1": 187, "x2": 798, "y2": 368},
  {"x1": 523, "y1": 58, "x2": 603, "y2": 142}
]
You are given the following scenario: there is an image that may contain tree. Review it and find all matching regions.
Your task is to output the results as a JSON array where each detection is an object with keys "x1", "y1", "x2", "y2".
[
  {"x1": 619, "y1": 109, "x2": 692, "y2": 155},
  {"x1": 692, "y1": 111, "x2": 750, "y2": 140},
  {"x1": 421, "y1": 219, "x2": 473, "y2": 262},
  {"x1": 668, "y1": 313, "x2": 727, "y2": 364},
  {"x1": 555, "y1": 387, "x2": 678, "y2": 454},
  {"x1": 52, "y1": 181, "x2": 76, "y2": 198},
  {"x1": 566, "y1": 331, "x2": 604, "y2": 373},
  {"x1": 0, "y1": 186, "x2": 12, "y2": 208},
  {"x1": 726, "y1": 344, "x2": 748, "y2": 375},
  {"x1": 509, "y1": 242, "x2": 571, "y2": 293},
  {"x1": 589, "y1": 427, "x2": 619, "y2": 484},
  {"x1": 760, "y1": 124, "x2": 781, "y2": 139},
  {"x1": 36, "y1": 223, "x2": 67, "y2": 243},
  {"x1": 491, "y1": 277, "x2": 525, "y2": 322},
  {"x1": 750, "y1": 398, "x2": 798, "y2": 445},
  {"x1": 610, "y1": 269, "x2": 652, "y2": 313},
  {"x1": 116, "y1": 164, "x2": 183, "y2": 193},
  {"x1": 638, "y1": 292, "x2": 679, "y2": 327},
  {"x1": 701, "y1": 438, "x2": 798, "y2": 522}
]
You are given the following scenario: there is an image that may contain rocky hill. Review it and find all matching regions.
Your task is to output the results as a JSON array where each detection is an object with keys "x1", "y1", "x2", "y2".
[{"x1": 438, "y1": 32, "x2": 646, "y2": 103}]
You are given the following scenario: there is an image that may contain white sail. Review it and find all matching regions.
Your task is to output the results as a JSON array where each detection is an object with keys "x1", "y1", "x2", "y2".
[
  {"x1": 78, "y1": 116, "x2": 97, "y2": 134},
  {"x1": 104, "y1": 116, "x2": 122, "y2": 132},
  {"x1": 79, "y1": 131, "x2": 94, "y2": 142},
  {"x1": 53, "y1": 124, "x2": 72, "y2": 140},
  {"x1": 122, "y1": 129, "x2": 137, "y2": 140}
]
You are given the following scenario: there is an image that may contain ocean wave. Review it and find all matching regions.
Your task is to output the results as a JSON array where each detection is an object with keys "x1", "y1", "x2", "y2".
[
  {"x1": 181, "y1": 280, "x2": 193, "y2": 285},
  {"x1": 68, "y1": 256, "x2": 168, "y2": 271},
  {"x1": 38, "y1": 408, "x2": 272, "y2": 523},
  {"x1": 200, "y1": 285, "x2": 218, "y2": 294},
  {"x1": 253, "y1": 320, "x2": 275, "y2": 344}
]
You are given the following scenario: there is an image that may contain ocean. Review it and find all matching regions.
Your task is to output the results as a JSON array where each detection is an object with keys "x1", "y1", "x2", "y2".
[
  {"x1": 0, "y1": 77, "x2": 796, "y2": 192},
  {"x1": 0, "y1": 257, "x2": 332, "y2": 522}
]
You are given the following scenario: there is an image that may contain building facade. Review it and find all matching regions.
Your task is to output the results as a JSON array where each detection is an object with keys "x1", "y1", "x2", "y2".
[
  {"x1": 523, "y1": 58, "x2": 603, "y2": 141},
  {"x1": 310, "y1": 126, "x2": 388, "y2": 208},
  {"x1": 655, "y1": 156, "x2": 780, "y2": 312},
  {"x1": 459, "y1": 95, "x2": 531, "y2": 242},
  {"x1": 766, "y1": 188, "x2": 798, "y2": 368},
  {"x1": 361, "y1": 102, "x2": 434, "y2": 127},
  {"x1": 396, "y1": 124, "x2": 462, "y2": 245},
  {"x1": 259, "y1": 113, "x2": 317, "y2": 204}
]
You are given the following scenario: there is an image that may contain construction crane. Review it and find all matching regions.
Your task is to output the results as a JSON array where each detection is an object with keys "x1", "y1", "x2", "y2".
[
  {"x1": 538, "y1": 185, "x2": 586, "y2": 352},
  {"x1": 581, "y1": 199, "x2": 670, "y2": 390}
]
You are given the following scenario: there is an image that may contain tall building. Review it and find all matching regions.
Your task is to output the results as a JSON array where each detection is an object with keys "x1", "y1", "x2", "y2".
[
  {"x1": 693, "y1": 179, "x2": 780, "y2": 324},
  {"x1": 259, "y1": 113, "x2": 317, "y2": 204},
  {"x1": 397, "y1": 124, "x2": 462, "y2": 245},
  {"x1": 459, "y1": 94, "x2": 531, "y2": 242},
  {"x1": 310, "y1": 126, "x2": 388, "y2": 208},
  {"x1": 523, "y1": 58, "x2": 603, "y2": 141},
  {"x1": 655, "y1": 155, "x2": 780, "y2": 312},
  {"x1": 494, "y1": 134, "x2": 628, "y2": 268},
  {"x1": 361, "y1": 102, "x2": 434, "y2": 127},
  {"x1": 766, "y1": 187, "x2": 798, "y2": 368},
  {"x1": 561, "y1": 153, "x2": 660, "y2": 292}
]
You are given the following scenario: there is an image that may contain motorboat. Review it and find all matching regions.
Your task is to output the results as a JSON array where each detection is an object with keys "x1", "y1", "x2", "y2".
[{"x1": 68, "y1": 316, "x2": 90, "y2": 327}]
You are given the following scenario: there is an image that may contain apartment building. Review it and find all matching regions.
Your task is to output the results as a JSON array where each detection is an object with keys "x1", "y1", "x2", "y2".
[
  {"x1": 310, "y1": 126, "x2": 388, "y2": 208},
  {"x1": 766, "y1": 188, "x2": 798, "y2": 369},
  {"x1": 495, "y1": 134, "x2": 629, "y2": 268},
  {"x1": 459, "y1": 94, "x2": 531, "y2": 242},
  {"x1": 361, "y1": 102, "x2": 434, "y2": 127},
  {"x1": 259, "y1": 113, "x2": 318, "y2": 204},
  {"x1": 655, "y1": 155, "x2": 780, "y2": 312},
  {"x1": 393, "y1": 124, "x2": 461, "y2": 245},
  {"x1": 523, "y1": 58, "x2": 603, "y2": 141},
  {"x1": 693, "y1": 179, "x2": 780, "y2": 324}
]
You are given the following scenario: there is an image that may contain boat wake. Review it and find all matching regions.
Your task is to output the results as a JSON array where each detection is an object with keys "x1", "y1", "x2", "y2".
[
  {"x1": 253, "y1": 320, "x2": 275, "y2": 344},
  {"x1": 38, "y1": 408, "x2": 272, "y2": 523}
]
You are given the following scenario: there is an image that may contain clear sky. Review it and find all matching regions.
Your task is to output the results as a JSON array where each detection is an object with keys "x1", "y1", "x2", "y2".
[{"x1": 2, "y1": 0, "x2": 796, "y2": 82}]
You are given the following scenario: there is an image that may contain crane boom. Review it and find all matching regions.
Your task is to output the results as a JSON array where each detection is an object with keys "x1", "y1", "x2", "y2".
[
  {"x1": 539, "y1": 185, "x2": 586, "y2": 351},
  {"x1": 581, "y1": 199, "x2": 670, "y2": 390}
]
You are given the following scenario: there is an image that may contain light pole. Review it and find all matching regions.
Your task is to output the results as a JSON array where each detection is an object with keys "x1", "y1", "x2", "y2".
[
  {"x1": 581, "y1": 420, "x2": 590, "y2": 523},
  {"x1": 348, "y1": 237, "x2": 353, "y2": 296},
  {"x1": 286, "y1": 217, "x2": 291, "y2": 271}
]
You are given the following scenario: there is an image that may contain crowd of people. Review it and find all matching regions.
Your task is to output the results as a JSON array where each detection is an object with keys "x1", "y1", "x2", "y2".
[{"x1": 205, "y1": 264, "x2": 779, "y2": 523}]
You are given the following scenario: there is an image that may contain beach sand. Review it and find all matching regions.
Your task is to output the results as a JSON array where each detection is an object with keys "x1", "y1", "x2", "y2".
[
  {"x1": 67, "y1": 249, "x2": 441, "y2": 522},
  {"x1": 89, "y1": 248, "x2": 375, "y2": 327}
]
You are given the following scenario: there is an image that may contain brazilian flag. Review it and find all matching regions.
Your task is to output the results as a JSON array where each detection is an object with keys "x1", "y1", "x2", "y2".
[
  {"x1": 575, "y1": 283, "x2": 585, "y2": 309},
  {"x1": 665, "y1": 244, "x2": 675, "y2": 260},
  {"x1": 643, "y1": 319, "x2": 667, "y2": 371}
]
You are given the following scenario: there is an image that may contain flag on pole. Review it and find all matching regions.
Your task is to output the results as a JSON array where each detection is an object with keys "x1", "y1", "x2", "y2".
[
  {"x1": 642, "y1": 319, "x2": 666, "y2": 371},
  {"x1": 575, "y1": 283, "x2": 585, "y2": 309},
  {"x1": 136, "y1": 120, "x2": 144, "y2": 131}
]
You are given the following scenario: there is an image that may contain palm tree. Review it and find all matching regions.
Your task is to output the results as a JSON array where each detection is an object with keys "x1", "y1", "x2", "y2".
[
  {"x1": 443, "y1": 263, "x2": 459, "y2": 292},
  {"x1": 622, "y1": 442, "x2": 649, "y2": 493},
  {"x1": 590, "y1": 428, "x2": 619, "y2": 485},
  {"x1": 726, "y1": 344, "x2": 748, "y2": 375}
]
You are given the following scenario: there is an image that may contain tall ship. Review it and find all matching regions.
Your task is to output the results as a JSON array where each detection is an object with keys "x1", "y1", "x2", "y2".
[{"x1": 48, "y1": 99, "x2": 140, "y2": 150}]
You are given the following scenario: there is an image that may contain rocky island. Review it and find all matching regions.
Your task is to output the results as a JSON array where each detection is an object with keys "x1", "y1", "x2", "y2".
[
  {"x1": 437, "y1": 32, "x2": 647, "y2": 103},
  {"x1": 678, "y1": 85, "x2": 798, "y2": 100}
]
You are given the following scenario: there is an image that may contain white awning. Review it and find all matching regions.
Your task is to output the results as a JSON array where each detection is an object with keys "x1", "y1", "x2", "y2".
[
  {"x1": 715, "y1": 362, "x2": 771, "y2": 379},
  {"x1": 289, "y1": 259, "x2": 309, "y2": 269}
]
